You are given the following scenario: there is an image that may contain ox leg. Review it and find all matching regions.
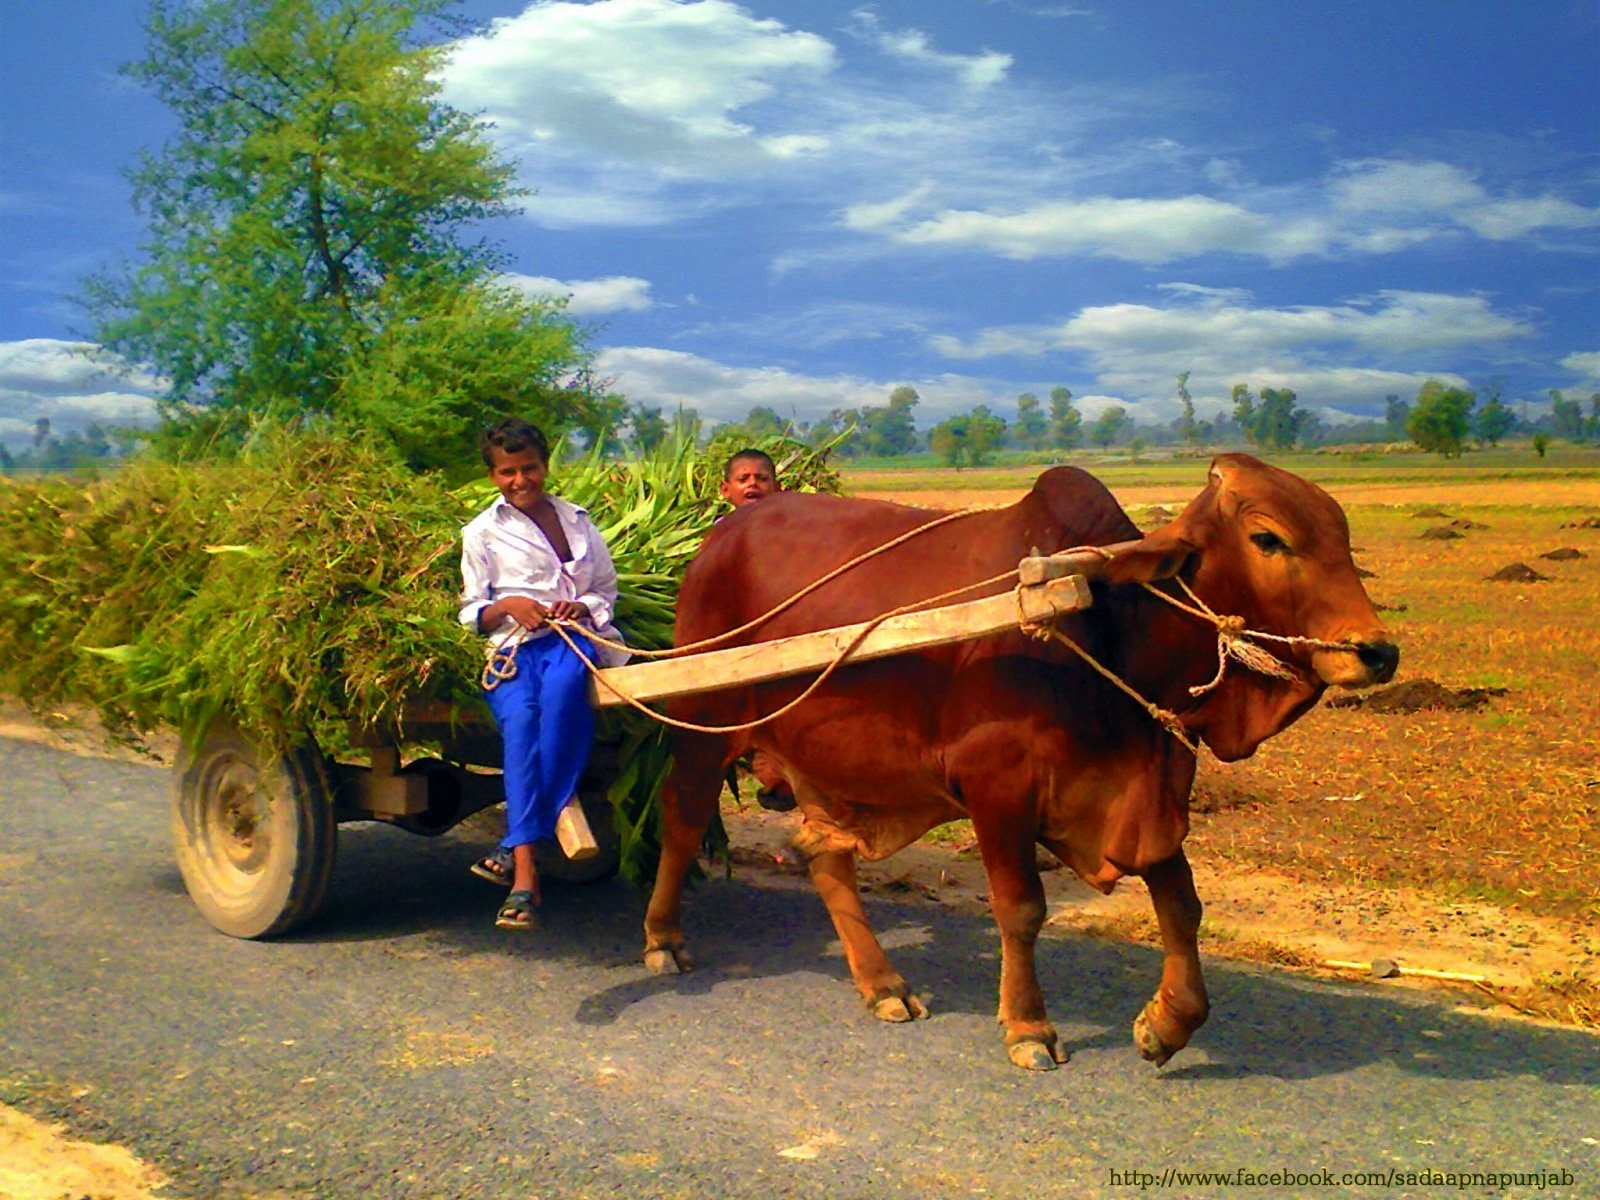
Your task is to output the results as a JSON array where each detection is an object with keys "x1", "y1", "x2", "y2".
[
  {"x1": 972, "y1": 825, "x2": 1066, "y2": 1071},
  {"x1": 641, "y1": 735, "x2": 724, "y2": 975},
  {"x1": 1133, "y1": 849, "x2": 1210, "y2": 1066},
  {"x1": 807, "y1": 850, "x2": 928, "y2": 1022}
]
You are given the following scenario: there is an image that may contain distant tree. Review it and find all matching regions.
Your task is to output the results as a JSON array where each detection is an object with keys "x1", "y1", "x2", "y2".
[
  {"x1": 929, "y1": 415, "x2": 967, "y2": 466},
  {"x1": 1014, "y1": 392, "x2": 1047, "y2": 450},
  {"x1": 1588, "y1": 393, "x2": 1600, "y2": 442},
  {"x1": 1090, "y1": 406, "x2": 1128, "y2": 449},
  {"x1": 965, "y1": 404, "x2": 1007, "y2": 466},
  {"x1": 83, "y1": 0, "x2": 591, "y2": 468},
  {"x1": 1532, "y1": 432, "x2": 1550, "y2": 458},
  {"x1": 1474, "y1": 390, "x2": 1514, "y2": 447},
  {"x1": 852, "y1": 386, "x2": 918, "y2": 457},
  {"x1": 1231, "y1": 385, "x2": 1258, "y2": 447},
  {"x1": 631, "y1": 403, "x2": 668, "y2": 452},
  {"x1": 1548, "y1": 390, "x2": 1584, "y2": 440},
  {"x1": 1255, "y1": 387, "x2": 1309, "y2": 450},
  {"x1": 32, "y1": 417, "x2": 50, "y2": 449},
  {"x1": 1383, "y1": 394, "x2": 1410, "y2": 440},
  {"x1": 670, "y1": 405, "x2": 703, "y2": 444},
  {"x1": 1407, "y1": 380, "x2": 1476, "y2": 457},
  {"x1": 1175, "y1": 372, "x2": 1197, "y2": 446},
  {"x1": 743, "y1": 406, "x2": 789, "y2": 437},
  {"x1": 1048, "y1": 386, "x2": 1082, "y2": 452}
]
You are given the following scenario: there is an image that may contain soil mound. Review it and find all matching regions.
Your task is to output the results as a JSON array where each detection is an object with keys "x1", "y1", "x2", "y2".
[
  {"x1": 1421, "y1": 526, "x2": 1463, "y2": 540},
  {"x1": 1487, "y1": 562, "x2": 1550, "y2": 582},
  {"x1": 1539, "y1": 547, "x2": 1587, "y2": 561},
  {"x1": 1411, "y1": 508, "x2": 1451, "y2": 519},
  {"x1": 1450, "y1": 518, "x2": 1489, "y2": 530},
  {"x1": 1328, "y1": 678, "x2": 1508, "y2": 713},
  {"x1": 1136, "y1": 505, "x2": 1176, "y2": 526},
  {"x1": 1559, "y1": 515, "x2": 1600, "y2": 529}
]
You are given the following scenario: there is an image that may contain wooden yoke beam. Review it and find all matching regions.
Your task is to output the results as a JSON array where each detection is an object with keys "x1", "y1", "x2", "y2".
[{"x1": 589, "y1": 558, "x2": 1107, "y2": 709}]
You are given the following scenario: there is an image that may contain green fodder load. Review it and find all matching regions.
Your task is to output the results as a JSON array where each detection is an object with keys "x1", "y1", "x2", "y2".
[{"x1": 0, "y1": 430, "x2": 841, "y2": 885}]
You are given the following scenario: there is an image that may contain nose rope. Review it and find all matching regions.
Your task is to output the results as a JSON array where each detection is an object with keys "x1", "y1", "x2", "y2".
[{"x1": 1140, "y1": 576, "x2": 1363, "y2": 699}]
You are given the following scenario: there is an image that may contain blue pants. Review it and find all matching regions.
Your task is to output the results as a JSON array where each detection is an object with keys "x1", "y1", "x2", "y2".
[{"x1": 484, "y1": 636, "x2": 595, "y2": 849}]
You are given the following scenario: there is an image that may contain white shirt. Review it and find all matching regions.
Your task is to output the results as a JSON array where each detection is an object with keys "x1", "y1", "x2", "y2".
[{"x1": 458, "y1": 494, "x2": 630, "y2": 668}]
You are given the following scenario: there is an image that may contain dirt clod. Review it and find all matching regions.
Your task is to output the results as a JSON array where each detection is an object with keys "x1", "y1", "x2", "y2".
[
  {"x1": 1539, "y1": 547, "x2": 1586, "y2": 561},
  {"x1": 1420, "y1": 526, "x2": 1463, "y2": 540},
  {"x1": 1487, "y1": 562, "x2": 1550, "y2": 582},
  {"x1": 1449, "y1": 518, "x2": 1489, "y2": 530},
  {"x1": 1328, "y1": 678, "x2": 1508, "y2": 713},
  {"x1": 1411, "y1": 508, "x2": 1451, "y2": 519},
  {"x1": 1559, "y1": 515, "x2": 1600, "y2": 529}
]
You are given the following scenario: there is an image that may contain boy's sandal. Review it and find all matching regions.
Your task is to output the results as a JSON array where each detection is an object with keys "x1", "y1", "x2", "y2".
[
  {"x1": 470, "y1": 848, "x2": 513, "y2": 886},
  {"x1": 495, "y1": 890, "x2": 537, "y2": 931}
]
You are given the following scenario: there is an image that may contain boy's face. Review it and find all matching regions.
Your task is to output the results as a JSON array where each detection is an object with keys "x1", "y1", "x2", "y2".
[
  {"x1": 488, "y1": 444, "x2": 549, "y2": 514},
  {"x1": 720, "y1": 457, "x2": 779, "y2": 508}
]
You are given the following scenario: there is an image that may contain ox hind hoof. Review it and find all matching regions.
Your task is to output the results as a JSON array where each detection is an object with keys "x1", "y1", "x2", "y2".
[
  {"x1": 1133, "y1": 1001, "x2": 1180, "y2": 1066},
  {"x1": 868, "y1": 985, "x2": 929, "y2": 1023},
  {"x1": 644, "y1": 944, "x2": 694, "y2": 975}
]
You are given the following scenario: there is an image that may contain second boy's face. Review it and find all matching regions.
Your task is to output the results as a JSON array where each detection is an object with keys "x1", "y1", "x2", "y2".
[
  {"x1": 720, "y1": 459, "x2": 778, "y2": 508},
  {"x1": 489, "y1": 445, "x2": 549, "y2": 514}
]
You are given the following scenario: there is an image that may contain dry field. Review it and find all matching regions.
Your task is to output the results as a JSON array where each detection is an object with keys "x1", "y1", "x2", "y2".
[{"x1": 843, "y1": 459, "x2": 1600, "y2": 1017}]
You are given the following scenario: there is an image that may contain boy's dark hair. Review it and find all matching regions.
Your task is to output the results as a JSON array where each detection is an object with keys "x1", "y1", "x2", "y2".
[
  {"x1": 722, "y1": 447, "x2": 777, "y2": 480},
  {"x1": 481, "y1": 417, "x2": 550, "y2": 466}
]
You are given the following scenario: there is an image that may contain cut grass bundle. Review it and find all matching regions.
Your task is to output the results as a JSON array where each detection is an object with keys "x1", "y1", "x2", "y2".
[{"x1": 0, "y1": 429, "x2": 842, "y2": 887}]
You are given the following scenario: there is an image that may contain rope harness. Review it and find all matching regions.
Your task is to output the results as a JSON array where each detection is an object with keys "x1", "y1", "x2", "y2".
[{"x1": 485, "y1": 509, "x2": 1364, "y2": 749}]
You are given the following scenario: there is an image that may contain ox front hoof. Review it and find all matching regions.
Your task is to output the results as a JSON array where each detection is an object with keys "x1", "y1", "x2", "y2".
[
  {"x1": 870, "y1": 994, "x2": 928, "y2": 1023},
  {"x1": 1007, "y1": 1040, "x2": 1064, "y2": 1072},
  {"x1": 1133, "y1": 1005, "x2": 1176, "y2": 1066},
  {"x1": 644, "y1": 945, "x2": 692, "y2": 975}
]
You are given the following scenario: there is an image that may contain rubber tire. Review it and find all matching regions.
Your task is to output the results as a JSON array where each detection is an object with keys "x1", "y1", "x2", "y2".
[
  {"x1": 535, "y1": 787, "x2": 620, "y2": 885},
  {"x1": 171, "y1": 722, "x2": 336, "y2": 939}
]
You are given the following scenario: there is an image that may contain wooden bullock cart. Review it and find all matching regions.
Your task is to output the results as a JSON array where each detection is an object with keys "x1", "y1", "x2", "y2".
[{"x1": 170, "y1": 553, "x2": 1101, "y2": 938}]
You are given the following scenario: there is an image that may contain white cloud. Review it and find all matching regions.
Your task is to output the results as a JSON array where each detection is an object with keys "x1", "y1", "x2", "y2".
[
  {"x1": 848, "y1": 10, "x2": 1012, "y2": 90},
  {"x1": 1331, "y1": 159, "x2": 1487, "y2": 214},
  {"x1": 1332, "y1": 159, "x2": 1600, "y2": 242},
  {"x1": 442, "y1": 0, "x2": 835, "y2": 196},
  {"x1": 927, "y1": 290, "x2": 1530, "y2": 417},
  {"x1": 863, "y1": 195, "x2": 1337, "y2": 264},
  {"x1": 499, "y1": 272, "x2": 654, "y2": 315},
  {"x1": 0, "y1": 339, "x2": 163, "y2": 448},
  {"x1": 1560, "y1": 351, "x2": 1600, "y2": 382}
]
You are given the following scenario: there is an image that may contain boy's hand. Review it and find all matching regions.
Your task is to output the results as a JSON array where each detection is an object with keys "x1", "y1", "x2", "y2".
[
  {"x1": 546, "y1": 600, "x2": 591, "y2": 623},
  {"x1": 499, "y1": 596, "x2": 549, "y2": 630}
]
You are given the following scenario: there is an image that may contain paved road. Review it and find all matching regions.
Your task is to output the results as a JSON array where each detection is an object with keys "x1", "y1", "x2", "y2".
[{"x1": 2, "y1": 737, "x2": 1596, "y2": 1199}]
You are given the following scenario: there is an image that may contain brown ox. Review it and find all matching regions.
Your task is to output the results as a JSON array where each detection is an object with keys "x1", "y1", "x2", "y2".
[{"x1": 643, "y1": 455, "x2": 1398, "y2": 1070}]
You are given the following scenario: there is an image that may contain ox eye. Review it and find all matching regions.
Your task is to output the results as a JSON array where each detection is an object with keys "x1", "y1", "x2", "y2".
[{"x1": 1250, "y1": 530, "x2": 1288, "y2": 555}]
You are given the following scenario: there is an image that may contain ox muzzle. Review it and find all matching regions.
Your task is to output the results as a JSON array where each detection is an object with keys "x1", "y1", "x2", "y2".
[{"x1": 1314, "y1": 636, "x2": 1400, "y2": 688}]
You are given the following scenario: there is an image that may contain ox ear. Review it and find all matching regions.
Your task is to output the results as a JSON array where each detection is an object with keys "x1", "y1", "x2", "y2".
[{"x1": 1097, "y1": 523, "x2": 1197, "y2": 586}]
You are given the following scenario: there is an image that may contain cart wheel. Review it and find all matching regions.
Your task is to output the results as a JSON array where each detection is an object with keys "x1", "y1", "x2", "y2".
[
  {"x1": 172, "y1": 722, "x2": 336, "y2": 939},
  {"x1": 536, "y1": 788, "x2": 619, "y2": 884}
]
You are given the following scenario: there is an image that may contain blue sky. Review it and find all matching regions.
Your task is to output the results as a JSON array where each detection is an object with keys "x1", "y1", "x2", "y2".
[{"x1": 2, "y1": 0, "x2": 1598, "y2": 449}]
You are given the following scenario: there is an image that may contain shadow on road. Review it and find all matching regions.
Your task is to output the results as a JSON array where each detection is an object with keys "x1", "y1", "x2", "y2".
[{"x1": 304, "y1": 820, "x2": 1600, "y2": 1090}]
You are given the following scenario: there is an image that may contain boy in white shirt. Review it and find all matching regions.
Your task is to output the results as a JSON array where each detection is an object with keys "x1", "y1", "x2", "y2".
[{"x1": 458, "y1": 418, "x2": 627, "y2": 930}]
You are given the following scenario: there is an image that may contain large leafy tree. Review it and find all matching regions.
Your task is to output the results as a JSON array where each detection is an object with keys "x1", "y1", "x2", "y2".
[
  {"x1": 83, "y1": 0, "x2": 594, "y2": 468},
  {"x1": 1408, "y1": 380, "x2": 1476, "y2": 457}
]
